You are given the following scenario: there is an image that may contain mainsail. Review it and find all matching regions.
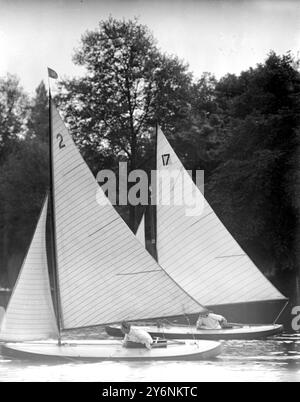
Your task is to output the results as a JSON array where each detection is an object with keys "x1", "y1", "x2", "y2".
[
  {"x1": 51, "y1": 102, "x2": 203, "y2": 329},
  {"x1": 0, "y1": 307, "x2": 4, "y2": 327},
  {"x1": 136, "y1": 214, "x2": 146, "y2": 247},
  {"x1": 0, "y1": 197, "x2": 58, "y2": 341},
  {"x1": 156, "y1": 127, "x2": 286, "y2": 306}
]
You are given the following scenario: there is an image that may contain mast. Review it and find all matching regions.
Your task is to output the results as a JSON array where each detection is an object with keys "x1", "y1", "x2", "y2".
[{"x1": 48, "y1": 75, "x2": 62, "y2": 345}]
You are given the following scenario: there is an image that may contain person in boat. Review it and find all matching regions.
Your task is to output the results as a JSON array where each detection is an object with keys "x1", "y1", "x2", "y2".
[
  {"x1": 196, "y1": 310, "x2": 228, "y2": 330},
  {"x1": 121, "y1": 321, "x2": 153, "y2": 349}
]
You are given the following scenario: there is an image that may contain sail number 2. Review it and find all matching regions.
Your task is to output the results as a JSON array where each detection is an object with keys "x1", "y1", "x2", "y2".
[{"x1": 57, "y1": 133, "x2": 66, "y2": 149}]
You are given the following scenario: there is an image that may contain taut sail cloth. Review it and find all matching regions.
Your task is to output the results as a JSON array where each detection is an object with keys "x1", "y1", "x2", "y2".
[
  {"x1": 0, "y1": 307, "x2": 4, "y2": 327},
  {"x1": 0, "y1": 197, "x2": 58, "y2": 341},
  {"x1": 51, "y1": 102, "x2": 203, "y2": 329},
  {"x1": 156, "y1": 127, "x2": 286, "y2": 306},
  {"x1": 136, "y1": 214, "x2": 146, "y2": 247}
]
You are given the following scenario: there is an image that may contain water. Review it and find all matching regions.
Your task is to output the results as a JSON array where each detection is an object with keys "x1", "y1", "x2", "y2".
[{"x1": 0, "y1": 332, "x2": 299, "y2": 382}]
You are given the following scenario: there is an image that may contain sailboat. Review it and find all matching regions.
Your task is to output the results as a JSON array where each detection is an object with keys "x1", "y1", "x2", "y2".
[
  {"x1": 106, "y1": 127, "x2": 285, "y2": 340},
  {"x1": 0, "y1": 99, "x2": 222, "y2": 360}
]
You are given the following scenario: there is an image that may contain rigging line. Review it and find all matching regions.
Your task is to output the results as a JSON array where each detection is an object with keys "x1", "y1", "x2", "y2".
[
  {"x1": 116, "y1": 270, "x2": 161, "y2": 276},
  {"x1": 62, "y1": 162, "x2": 86, "y2": 177},
  {"x1": 215, "y1": 254, "x2": 246, "y2": 259},
  {"x1": 88, "y1": 217, "x2": 120, "y2": 237},
  {"x1": 189, "y1": 211, "x2": 214, "y2": 227},
  {"x1": 183, "y1": 311, "x2": 198, "y2": 347},
  {"x1": 273, "y1": 299, "x2": 289, "y2": 325}
]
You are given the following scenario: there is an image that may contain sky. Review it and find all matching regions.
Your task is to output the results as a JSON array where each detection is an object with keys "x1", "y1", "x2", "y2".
[{"x1": 0, "y1": 0, "x2": 299, "y2": 95}]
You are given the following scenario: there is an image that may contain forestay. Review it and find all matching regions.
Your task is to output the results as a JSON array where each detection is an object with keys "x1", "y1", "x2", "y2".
[
  {"x1": 156, "y1": 127, "x2": 286, "y2": 306},
  {"x1": 0, "y1": 198, "x2": 58, "y2": 341},
  {"x1": 51, "y1": 102, "x2": 203, "y2": 329}
]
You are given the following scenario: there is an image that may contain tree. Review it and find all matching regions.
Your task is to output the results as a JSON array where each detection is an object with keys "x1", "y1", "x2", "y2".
[
  {"x1": 0, "y1": 74, "x2": 29, "y2": 164},
  {"x1": 0, "y1": 74, "x2": 29, "y2": 285},
  {"x1": 56, "y1": 17, "x2": 194, "y2": 229},
  {"x1": 0, "y1": 79, "x2": 49, "y2": 286},
  {"x1": 207, "y1": 52, "x2": 300, "y2": 275},
  {"x1": 0, "y1": 139, "x2": 49, "y2": 286},
  {"x1": 171, "y1": 73, "x2": 224, "y2": 174},
  {"x1": 27, "y1": 81, "x2": 49, "y2": 142}
]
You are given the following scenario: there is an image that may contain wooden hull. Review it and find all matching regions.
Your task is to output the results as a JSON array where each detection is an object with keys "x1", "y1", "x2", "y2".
[
  {"x1": 1, "y1": 339, "x2": 222, "y2": 361},
  {"x1": 105, "y1": 324, "x2": 283, "y2": 340}
]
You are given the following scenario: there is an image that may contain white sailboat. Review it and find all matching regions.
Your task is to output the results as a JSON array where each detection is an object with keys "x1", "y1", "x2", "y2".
[
  {"x1": 107, "y1": 127, "x2": 285, "y2": 340},
  {"x1": 156, "y1": 127, "x2": 286, "y2": 301},
  {"x1": 0, "y1": 101, "x2": 221, "y2": 360}
]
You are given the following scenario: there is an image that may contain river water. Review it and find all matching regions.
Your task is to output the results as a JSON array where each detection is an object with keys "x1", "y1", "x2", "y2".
[{"x1": 0, "y1": 331, "x2": 299, "y2": 382}]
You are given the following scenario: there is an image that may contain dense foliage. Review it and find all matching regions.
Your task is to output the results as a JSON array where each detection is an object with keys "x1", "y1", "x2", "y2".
[
  {"x1": 0, "y1": 77, "x2": 49, "y2": 285},
  {"x1": 0, "y1": 19, "x2": 299, "y2": 299}
]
